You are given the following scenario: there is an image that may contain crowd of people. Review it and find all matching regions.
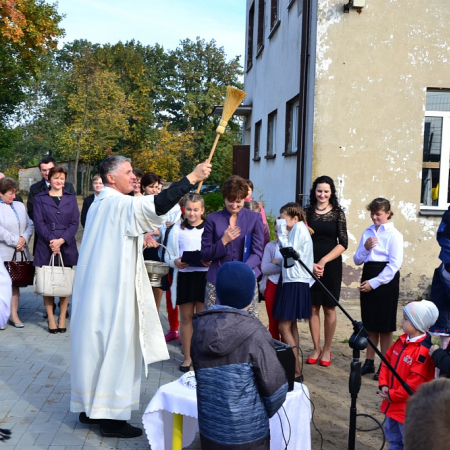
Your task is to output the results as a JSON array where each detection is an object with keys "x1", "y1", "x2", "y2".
[{"x1": 2, "y1": 157, "x2": 450, "y2": 448}]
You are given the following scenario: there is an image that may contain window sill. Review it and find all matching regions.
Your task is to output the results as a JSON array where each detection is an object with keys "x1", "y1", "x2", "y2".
[
  {"x1": 246, "y1": 62, "x2": 253, "y2": 73},
  {"x1": 268, "y1": 20, "x2": 281, "y2": 39},
  {"x1": 282, "y1": 151, "x2": 298, "y2": 157},
  {"x1": 253, "y1": 156, "x2": 261, "y2": 162},
  {"x1": 287, "y1": 0, "x2": 295, "y2": 9},
  {"x1": 265, "y1": 154, "x2": 276, "y2": 160},
  {"x1": 419, "y1": 206, "x2": 449, "y2": 216},
  {"x1": 256, "y1": 45, "x2": 264, "y2": 59}
]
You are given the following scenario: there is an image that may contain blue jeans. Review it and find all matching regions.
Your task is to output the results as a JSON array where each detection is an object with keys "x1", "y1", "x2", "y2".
[{"x1": 385, "y1": 416, "x2": 404, "y2": 450}]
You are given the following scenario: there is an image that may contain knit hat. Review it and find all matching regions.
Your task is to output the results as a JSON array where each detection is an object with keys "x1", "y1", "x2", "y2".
[
  {"x1": 216, "y1": 262, "x2": 255, "y2": 310},
  {"x1": 403, "y1": 300, "x2": 439, "y2": 334}
]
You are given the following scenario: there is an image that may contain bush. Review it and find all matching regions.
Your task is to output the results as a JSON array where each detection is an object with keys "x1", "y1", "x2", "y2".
[{"x1": 203, "y1": 192, "x2": 224, "y2": 215}]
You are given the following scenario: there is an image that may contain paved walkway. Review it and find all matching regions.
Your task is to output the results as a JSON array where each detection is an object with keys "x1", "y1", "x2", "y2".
[{"x1": 0, "y1": 287, "x2": 201, "y2": 449}]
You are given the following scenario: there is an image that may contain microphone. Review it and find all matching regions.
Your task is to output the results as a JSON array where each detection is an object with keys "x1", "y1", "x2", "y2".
[{"x1": 279, "y1": 247, "x2": 300, "y2": 269}]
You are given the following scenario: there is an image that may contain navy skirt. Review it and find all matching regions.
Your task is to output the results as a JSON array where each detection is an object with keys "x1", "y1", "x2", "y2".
[{"x1": 273, "y1": 280, "x2": 311, "y2": 321}]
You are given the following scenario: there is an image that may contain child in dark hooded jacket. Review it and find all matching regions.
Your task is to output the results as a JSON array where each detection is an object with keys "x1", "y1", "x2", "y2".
[{"x1": 191, "y1": 261, "x2": 288, "y2": 450}]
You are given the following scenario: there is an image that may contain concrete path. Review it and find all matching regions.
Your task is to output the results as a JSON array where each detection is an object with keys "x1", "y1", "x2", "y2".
[{"x1": 0, "y1": 287, "x2": 200, "y2": 449}]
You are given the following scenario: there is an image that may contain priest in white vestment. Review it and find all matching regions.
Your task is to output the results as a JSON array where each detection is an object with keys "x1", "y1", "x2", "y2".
[
  {"x1": 0, "y1": 255, "x2": 12, "y2": 329},
  {"x1": 70, "y1": 156, "x2": 211, "y2": 438}
]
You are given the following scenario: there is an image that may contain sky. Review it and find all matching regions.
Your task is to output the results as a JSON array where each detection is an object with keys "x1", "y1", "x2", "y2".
[{"x1": 54, "y1": 0, "x2": 246, "y2": 62}]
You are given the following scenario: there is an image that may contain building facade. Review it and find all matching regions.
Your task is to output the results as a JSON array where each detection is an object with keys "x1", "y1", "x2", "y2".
[{"x1": 244, "y1": 0, "x2": 450, "y2": 299}]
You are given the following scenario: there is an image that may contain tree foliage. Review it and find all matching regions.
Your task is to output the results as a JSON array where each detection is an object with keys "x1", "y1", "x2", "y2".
[
  {"x1": 1, "y1": 35, "x2": 244, "y2": 186},
  {"x1": 0, "y1": 0, "x2": 64, "y2": 119}
]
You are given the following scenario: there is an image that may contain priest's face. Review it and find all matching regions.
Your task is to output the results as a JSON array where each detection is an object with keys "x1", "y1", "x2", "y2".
[{"x1": 107, "y1": 162, "x2": 135, "y2": 194}]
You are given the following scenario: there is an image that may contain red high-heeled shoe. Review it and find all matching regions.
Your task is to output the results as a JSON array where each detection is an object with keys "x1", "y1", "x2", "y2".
[
  {"x1": 319, "y1": 353, "x2": 332, "y2": 367},
  {"x1": 306, "y1": 350, "x2": 323, "y2": 365}
]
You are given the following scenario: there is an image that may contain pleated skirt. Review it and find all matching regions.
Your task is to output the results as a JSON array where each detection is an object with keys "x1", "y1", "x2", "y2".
[{"x1": 273, "y1": 280, "x2": 311, "y2": 321}]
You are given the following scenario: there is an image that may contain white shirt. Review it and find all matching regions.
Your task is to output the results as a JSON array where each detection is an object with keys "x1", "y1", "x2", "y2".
[
  {"x1": 277, "y1": 221, "x2": 313, "y2": 284},
  {"x1": 353, "y1": 221, "x2": 403, "y2": 290}
]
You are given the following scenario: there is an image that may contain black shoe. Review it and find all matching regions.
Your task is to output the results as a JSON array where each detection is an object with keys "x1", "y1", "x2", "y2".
[
  {"x1": 100, "y1": 420, "x2": 143, "y2": 438},
  {"x1": 47, "y1": 321, "x2": 58, "y2": 334},
  {"x1": 179, "y1": 363, "x2": 191, "y2": 373},
  {"x1": 373, "y1": 365, "x2": 381, "y2": 381},
  {"x1": 361, "y1": 359, "x2": 375, "y2": 375},
  {"x1": 79, "y1": 412, "x2": 100, "y2": 425}
]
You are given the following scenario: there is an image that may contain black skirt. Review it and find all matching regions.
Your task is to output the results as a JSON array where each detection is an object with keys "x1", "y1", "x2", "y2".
[
  {"x1": 176, "y1": 271, "x2": 207, "y2": 305},
  {"x1": 360, "y1": 262, "x2": 400, "y2": 333}
]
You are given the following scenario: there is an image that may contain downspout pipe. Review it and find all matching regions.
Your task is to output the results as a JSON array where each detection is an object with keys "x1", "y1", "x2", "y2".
[{"x1": 296, "y1": 0, "x2": 315, "y2": 205}]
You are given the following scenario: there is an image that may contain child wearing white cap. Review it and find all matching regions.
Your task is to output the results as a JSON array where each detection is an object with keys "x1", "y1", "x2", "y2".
[{"x1": 378, "y1": 300, "x2": 438, "y2": 450}]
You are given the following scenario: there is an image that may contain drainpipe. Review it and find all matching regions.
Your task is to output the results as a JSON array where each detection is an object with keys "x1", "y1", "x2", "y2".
[{"x1": 296, "y1": 0, "x2": 314, "y2": 205}]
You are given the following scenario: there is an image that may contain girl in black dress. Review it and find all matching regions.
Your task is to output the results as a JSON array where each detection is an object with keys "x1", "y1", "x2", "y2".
[{"x1": 305, "y1": 176, "x2": 348, "y2": 367}]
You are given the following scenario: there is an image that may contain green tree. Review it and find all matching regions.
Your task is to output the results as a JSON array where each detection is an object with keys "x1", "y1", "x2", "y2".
[
  {"x1": 59, "y1": 52, "x2": 130, "y2": 195},
  {"x1": 0, "y1": 0, "x2": 64, "y2": 120},
  {"x1": 161, "y1": 38, "x2": 244, "y2": 183}
]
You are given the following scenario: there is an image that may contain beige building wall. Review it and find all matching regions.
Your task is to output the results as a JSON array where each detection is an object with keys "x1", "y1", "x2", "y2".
[{"x1": 314, "y1": 0, "x2": 450, "y2": 299}]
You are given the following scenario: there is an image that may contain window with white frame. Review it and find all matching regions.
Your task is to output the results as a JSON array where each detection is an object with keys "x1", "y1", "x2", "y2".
[
  {"x1": 267, "y1": 110, "x2": 277, "y2": 158},
  {"x1": 421, "y1": 90, "x2": 450, "y2": 210},
  {"x1": 285, "y1": 96, "x2": 299, "y2": 154},
  {"x1": 254, "y1": 120, "x2": 261, "y2": 160}
]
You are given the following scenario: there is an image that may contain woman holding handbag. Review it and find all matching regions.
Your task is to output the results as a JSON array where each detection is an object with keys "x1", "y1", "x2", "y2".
[
  {"x1": 33, "y1": 166, "x2": 79, "y2": 334},
  {"x1": 0, "y1": 177, "x2": 34, "y2": 328}
]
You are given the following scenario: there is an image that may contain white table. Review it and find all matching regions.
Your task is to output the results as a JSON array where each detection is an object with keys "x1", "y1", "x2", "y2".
[{"x1": 143, "y1": 376, "x2": 311, "y2": 450}]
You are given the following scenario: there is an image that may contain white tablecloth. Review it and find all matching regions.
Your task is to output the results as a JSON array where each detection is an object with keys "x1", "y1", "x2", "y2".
[{"x1": 143, "y1": 375, "x2": 311, "y2": 450}]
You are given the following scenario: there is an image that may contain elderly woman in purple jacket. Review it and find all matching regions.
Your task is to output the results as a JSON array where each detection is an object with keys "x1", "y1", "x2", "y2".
[
  {"x1": 201, "y1": 176, "x2": 264, "y2": 317},
  {"x1": 33, "y1": 165, "x2": 79, "y2": 334}
]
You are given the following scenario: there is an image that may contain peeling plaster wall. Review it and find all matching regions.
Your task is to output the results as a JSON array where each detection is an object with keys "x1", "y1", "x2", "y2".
[{"x1": 315, "y1": 0, "x2": 450, "y2": 299}]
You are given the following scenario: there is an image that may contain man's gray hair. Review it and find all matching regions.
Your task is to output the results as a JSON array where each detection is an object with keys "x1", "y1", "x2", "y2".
[{"x1": 99, "y1": 156, "x2": 131, "y2": 185}]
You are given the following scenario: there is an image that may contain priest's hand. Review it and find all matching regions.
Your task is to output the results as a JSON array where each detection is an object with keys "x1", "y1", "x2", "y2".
[
  {"x1": 143, "y1": 232, "x2": 159, "y2": 248},
  {"x1": 186, "y1": 161, "x2": 212, "y2": 184}
]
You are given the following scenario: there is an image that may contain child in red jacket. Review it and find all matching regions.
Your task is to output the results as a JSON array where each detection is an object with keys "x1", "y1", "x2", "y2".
[{"x1": 378, "y1": 300, "x2": 438, "y2": 450}]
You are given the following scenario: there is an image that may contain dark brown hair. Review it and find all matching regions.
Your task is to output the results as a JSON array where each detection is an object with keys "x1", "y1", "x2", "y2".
[
  {"x1": 0, "y1": 177, "x2": 19, "y2": 195},
  {"x1": 48, "y1": 165, "x2": 67, "y2": 181},
  {"x1": 279, "y1": 202, "x2": 306, "y2": 223},
  {"x1": 141, "y1": 172, "x2": 161, "y2": 194},
  {"x1": 366, "y1": 197, "x2": 393, "y2": 219},
  {"x1": 221, "y1": 175, "x2": 249, "y2": 201}
]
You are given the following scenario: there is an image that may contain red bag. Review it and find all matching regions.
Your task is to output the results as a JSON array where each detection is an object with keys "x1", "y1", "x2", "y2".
[{"x1": 4, "y1": 250, "x2": 35, "y2": 287}]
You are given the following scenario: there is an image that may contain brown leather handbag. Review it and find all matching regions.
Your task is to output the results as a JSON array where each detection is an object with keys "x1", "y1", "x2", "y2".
[{"x1": 4, "y1": 250, "x2": 35, "y2": 287}]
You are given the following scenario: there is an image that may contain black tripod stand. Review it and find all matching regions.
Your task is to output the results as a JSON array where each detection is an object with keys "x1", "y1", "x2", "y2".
[{"x1": 279, "y1": 247, "x2": 413, "y2": 450}]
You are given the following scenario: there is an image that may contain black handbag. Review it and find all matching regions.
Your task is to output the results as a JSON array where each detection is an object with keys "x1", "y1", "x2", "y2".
[{"x1": 4, "y1": 250, "x2": 35, "y2": 287}]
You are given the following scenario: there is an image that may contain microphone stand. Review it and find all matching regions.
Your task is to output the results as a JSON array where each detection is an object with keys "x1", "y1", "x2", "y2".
[{"x1": 279, "y1": 247, "x2": 413, "y2": 450}]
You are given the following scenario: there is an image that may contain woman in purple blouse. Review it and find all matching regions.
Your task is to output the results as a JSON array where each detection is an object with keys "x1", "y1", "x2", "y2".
[{"x1": 201, "y1": 176, "x2": 264, "y2": 317}]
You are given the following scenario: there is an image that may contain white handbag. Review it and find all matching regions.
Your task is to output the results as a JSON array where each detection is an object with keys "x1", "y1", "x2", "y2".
[{"x1": 34, "y1": 254, "x2": 75, "y2": 297}]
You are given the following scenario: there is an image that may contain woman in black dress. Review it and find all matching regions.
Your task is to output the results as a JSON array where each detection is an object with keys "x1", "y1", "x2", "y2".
[{"x1": 305, "y1": 176, "x2": 348, "y2": 367}]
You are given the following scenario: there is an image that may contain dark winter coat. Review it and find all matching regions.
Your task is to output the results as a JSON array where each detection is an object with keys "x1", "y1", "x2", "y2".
[
  {"x1": 33, "y1": 189, "x2": 79, "y2": 267},
  {"x1": 27, "y1": 178, "x2": 76, "y2": 221},
  {"x1": 80, "y1": 194, "x2": 95, "y2": 228},
  {"x1": 191, "y1": 306, "x2": 288, "y2": 450}
]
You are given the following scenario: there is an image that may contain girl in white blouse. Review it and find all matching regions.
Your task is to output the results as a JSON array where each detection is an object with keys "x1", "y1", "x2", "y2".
[{"x1": 354, "y1": 198, "x2": 404, "y2": 380}]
